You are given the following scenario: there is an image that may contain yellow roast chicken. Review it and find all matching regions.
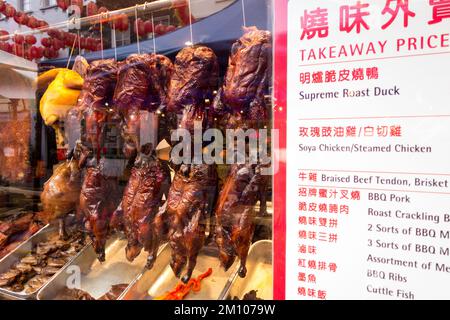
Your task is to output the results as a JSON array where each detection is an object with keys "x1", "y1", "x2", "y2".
[{"x1": 38, "y1": 67, "x2": 84, "y2": 145}]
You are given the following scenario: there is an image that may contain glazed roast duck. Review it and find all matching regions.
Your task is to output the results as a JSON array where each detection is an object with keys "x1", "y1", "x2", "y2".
[
  {"x1": 214, "y1": 26, "x2": 271, "y2": 130},
  {"x1": 74, "y1": 59, "x2": 118, "y2": 159},
  {"x1": 167, "y1": 46, "x2": 218, "y2": 114},
  {"x1": 168, "y1": 46, "x2": 219, "y2": 134},
  {"x1": 77, "y1": 53, "x2": 174, "y2": 263},
  {"x1": 111, "y1": 143, "x2": 171, "y2": 268},
  {"x1": 111, "y1": 47, "x2": 219, "y2": 280},
  {"x1": 214, "y1": 163, "x2": 269, "y2": 278},
  {"x1": 113, "y1": 54, "x2": 173, "y2": 159},
  {"x1": 160, "y1": 45, "x2": 220, "y2": 283},
  {"x1": 163, "y1": 163, "x2": 218, "y2": 283},
  {"x1": 79, "y1": 158, "x2": 121, "y2": 262}
]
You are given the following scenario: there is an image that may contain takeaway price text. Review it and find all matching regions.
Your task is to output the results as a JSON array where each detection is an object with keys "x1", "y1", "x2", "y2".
[{"x1": 298, "y1": 1, "x2": 450, "y2": 63}]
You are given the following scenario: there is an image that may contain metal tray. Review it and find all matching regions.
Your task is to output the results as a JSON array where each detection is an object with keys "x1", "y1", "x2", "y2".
[
  {"x1": 0, "y1": 224, "x2": 83, "y2": 300},
  {"x1": 121, "y1": 243, "x2": 239, "y2": 300},
  {"x1": 37, "y1": 234, "x2": 150, "y2": 300},
  {"x1": 220, "y1": 240, "x2": 273, "y2": 300}
]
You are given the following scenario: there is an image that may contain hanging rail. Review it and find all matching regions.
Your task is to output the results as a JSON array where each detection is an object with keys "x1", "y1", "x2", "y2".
[{"x1": 0, "y1": 0, "x2": 188, "y2": 41}]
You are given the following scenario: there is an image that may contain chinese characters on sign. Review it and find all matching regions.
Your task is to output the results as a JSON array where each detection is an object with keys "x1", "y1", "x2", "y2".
[
  {"x1": 286, "y1": 0, "x2": 450, "y2": 300},
  {"x1": 301, "y1": 0, "x2": 448, "y2": 40}
]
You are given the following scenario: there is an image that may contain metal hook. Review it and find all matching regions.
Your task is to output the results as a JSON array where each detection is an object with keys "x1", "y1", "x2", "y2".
[
  {"x1": 77, "y1": 30, "x2": 81, "y2": 55},
  {"x1": 187, "y1": 0, "x2": 194, "y2": 46},
  {"x1": 13, "y1": 31, "x2": 18, "y2": 56},
  {"x1": 67, "y1": 32, "x2": 78, "y2": 69},
  {"x1": 151, "y1": 12, "x2": 156, "y2": 54},
  {"x1": 135, "y1": 5, "x2": 141, "y2": 54},
  {"x1": 100, "y1": 12, "x2": 104, "y2": 59},
  {"x1": 112, "y1": 20, "x2": 118, "y2": 61},
  {"x1": 241, "y1": 0, "x2": 247, "y2": 28}
]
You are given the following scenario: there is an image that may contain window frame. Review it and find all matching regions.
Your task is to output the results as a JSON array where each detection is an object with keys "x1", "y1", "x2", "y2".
[{"x1": 20, "y1": 0, "x2": 32, "y2": 12}]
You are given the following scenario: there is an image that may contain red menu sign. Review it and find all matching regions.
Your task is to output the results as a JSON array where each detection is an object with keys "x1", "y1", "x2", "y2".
[{"x1": 274, "y1": 0, "x2": 450, "y2": 300}]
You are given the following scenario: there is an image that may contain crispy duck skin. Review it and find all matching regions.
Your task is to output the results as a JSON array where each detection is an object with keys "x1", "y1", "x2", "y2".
[
  {"x1": 167, "y1": 46, "x2": 219, "y2": 113},
  {"x1": 111, "y1": 144, "x2": 171, "y2": 268},
  {"x1": 113, "y1": 54, "x2": 173, "y2": 158},
  {"x1": 215, "y1": 164, "x2": 268, "y2": 278},
  {"x1": 77, "y1": 59, "x2": 118, "y2": 153},
  {"x1": 178, "y1": 103, "x2": 212, "y2": 134},
  {"x1": 166, "y1": 164, "x2": 217, "y2": 283},
  {"x1": 213, "y1": 27, "x2": 271, "y2": 130},
  {"x1": 79, "y1": 164, "x2": 120, "y2": 262},
  {"x1": 146, "y1": 54, "x2": 174, "y2": 111},
  {"x1": 222, "y1": 27, "x2": 271, "y2": 112},
  {"x1": 113, "y1": 54, "x2": 149, "y2": 159},
  {"x1": 113, "y1": 54, "x2": 152, "y2": 116},
  {"x1": 113, "y1": 54, "x2": 173, "y2": 112}
]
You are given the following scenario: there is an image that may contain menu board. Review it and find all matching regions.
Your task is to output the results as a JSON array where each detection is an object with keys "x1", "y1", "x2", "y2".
[{"x1": 284, "y1": 0, "x2": 450, "y2": 300}]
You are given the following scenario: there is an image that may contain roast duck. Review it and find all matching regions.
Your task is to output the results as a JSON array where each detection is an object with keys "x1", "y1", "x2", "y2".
[
  {"x1": 111, "y1": 53, "x2": 173, "y2": 266},
  {"x1": 111, "y1": 143, "x2": 170, "y2": 268},
  {"x1": 213, "y1": 27, "x2": 272, "y2": 277},
  {"x1": 79, "y1": 158, "x2": 121, "y2": 262},
  {"x1": 74, "y1": 53, "x2": 174, "y2": 264},
  {"x1": 75, "y1": 59, "x2": 118, "y2": 159},
  {"x1": 164, "y1": 164, "x2": 218, "y2": 283},
  {"x1": 214, "y1": 164, "x2": 268, "y2": 278},
  {"x1": 168, "y1": 46, "x2": 219, "y2": 133},
  {"x1": 113, "y1": 54, "x2": 173, "y2": 159},
  {"x1": 214, "y1": 27, "x2": 271, "y2": 130}
]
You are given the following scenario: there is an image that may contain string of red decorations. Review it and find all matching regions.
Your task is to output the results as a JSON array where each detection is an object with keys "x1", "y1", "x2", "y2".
[
  {"x1": 0, "y1": 0, "x2": 103, "y2": 60},
  {"x1": 0, "y1": 0, "x2": 197, "y2": 60},
  {"x1": 0, "y1": 0, "x2": 50, "y2": 60},
  {"x1": 0, "y1": 0, "x2": 49, "y2": 31},
  {"x1": 134, "y1": 17, "x2": 177, "y2": 38}
]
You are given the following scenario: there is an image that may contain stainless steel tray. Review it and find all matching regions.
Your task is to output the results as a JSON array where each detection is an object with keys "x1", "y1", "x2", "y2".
[
  {"x1": 121, "y1": 243, "x2": 239, "y2": 300},
  {"x1": 220, "y1": 240, "x2": 273, "y2": 300},
  {"x1": 0, "y1": 224, "x2": 83, "y2": 300},
  {"x1": 37, "y1": 234, "x2": 150, "y2": 300}
]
